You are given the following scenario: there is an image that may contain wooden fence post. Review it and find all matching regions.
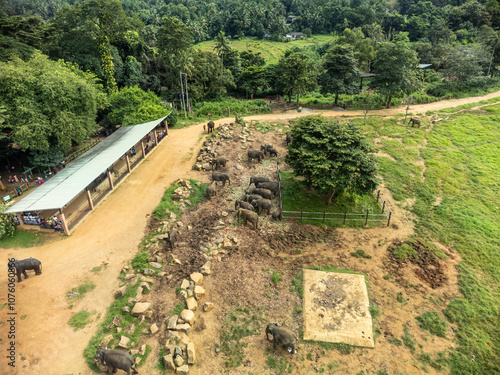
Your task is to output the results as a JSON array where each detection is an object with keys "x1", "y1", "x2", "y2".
[
  {"x1": 382, "y1": 201, "x2": 386, "y2": 213},
  {"x1": 377, "y1": 190, "x2": 380, "y2": 202},
  {"x1": 387, "y1": 212, "x2": 392, "y2": 227},
  {"x1": 365, "y1": 210, "x2": 369, "y2": 226},
  {"x1": 343, "y1": 210, "x2": 347, "y2": 225}
]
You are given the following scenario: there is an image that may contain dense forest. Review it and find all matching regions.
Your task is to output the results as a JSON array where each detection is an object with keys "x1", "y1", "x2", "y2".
[{"x1": 1, "y1": 0, "x2": 500, "y2": 166}]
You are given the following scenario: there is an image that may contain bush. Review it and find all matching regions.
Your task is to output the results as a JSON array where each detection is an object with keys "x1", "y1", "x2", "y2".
[
  {"x1": 166, "y1": 109, "x2": 178, "y2": 126},
  {"x1": 416, "y1": 311, "x2": 448, "y2": 337},
  {"x1": 426, "y1": 82, "x2": 448, "y2": 97}
]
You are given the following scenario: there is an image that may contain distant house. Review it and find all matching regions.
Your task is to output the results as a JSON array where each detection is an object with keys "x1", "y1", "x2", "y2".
[
  {"x1": 285, "y1": 32, "x2": 305, "y2": 41},
  {"x1": 286, "y1": 15, "x2": 298, "y2": 24}
]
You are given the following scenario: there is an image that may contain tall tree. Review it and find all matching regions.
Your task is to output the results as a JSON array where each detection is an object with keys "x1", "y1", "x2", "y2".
[
  {"x1": 285, "y1": 115, "x2": 379, "y2": 204},
  {"x1": 275, "y1": 50, "x2": 318, "y2": 105},
  {"x1": 370, "y1": 33, "x2": 418, "y2": 108},
  {"x1": 320, "y1": 44, "x2": 361, "y2": 105},
  {"x1": 213, "y1": 31, "x2": 230, "y2": 71},
  {"x1": 240, "y1": 65, "x2": 267, "y2": 99},
  {"x1": 0, "y1": 52, "x2": 106, "y2": 153}
]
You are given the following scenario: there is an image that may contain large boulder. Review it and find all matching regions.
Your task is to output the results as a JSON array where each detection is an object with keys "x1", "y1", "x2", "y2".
[
  {"x1": 190, "y1": 272, "x2": 203, "y2": 285},
  {"x1": 131, "y1": 302, "x2": 150, "y2": 316},
  {"x1": 163, "y1": 354, "x2": 175, "y2": 370},
  {"x1": 187, "y1": 343, "x2": 196, "y2": 365},
  {"x1": 167, "y1": 315, "x2": 178, "y2": 330},
  {"x1": 186, "y1": 297, "x2": 198, "y2": 311},
  {"x1": 180, "y1": 309, "x2": 195, "y2": 325}
]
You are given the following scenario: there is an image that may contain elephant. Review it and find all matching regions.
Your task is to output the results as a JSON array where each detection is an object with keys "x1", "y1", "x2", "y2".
[
  {"x1": 246, "y1": 183, "x2": 256, "y2": 195},
  {"x1": 206, "y1": 182, "x2": 217, "y2": 199},
  {"x1": 168, "y1": 229, "x2": 177, "y2": 250},
  {"x1": 244, "y1": 194, "x2": 263, "y2": 204},
  {"x1": 254, "y1": 188, "x2": 273, "y2": 200},
  {"x1": 238, "y1": 208, "x2": 259, "y2": 230},
  {"x1": 94, "y1": 346, "x2": 138, "y2": 375},
  {"x1": 265, "y1": 323, "x2": 297, "y2": 354},
  {"x1": 212, "y1": 173, "x2": 231, "y2": 186},
  {"x1": 271, "y1": 209, "x2": 282, "y2": 221},
  {"x1": 285, "y1": 132, "x2": 292, "y2": 146},
  {"x1": 235, "y1": 200, "x2": 254, "y2": 211},
  {"x1": 207, "y1": 121, "x2": 215, "y2": 133},
  {"x1": 12, "y1": 258, "x2": 42, "y2": 282},
  {"x1": 211, "y1": 157, "x2": 227, "y2": 170},
  {"x1": 251, "y1": 198, "x2": 272, "y2": 215},
  {"x1": 267, "y1": 148, "x2": 278, "y2": 157},
  {"x1": 248, "y1": 150, "x2": 264, "y2": 163},
  {"x1": 260, "y1": 144, "x2": 274, "y2": 155},
  {"x1": 256, "y1": 181, "x2": 279, "y2": 195},
  {"x1": 409, "y1": 117, "x2": 421, "y2": 127},
  {"x1": 250, "y1": 177, "x2": 269, "y2": 185}
]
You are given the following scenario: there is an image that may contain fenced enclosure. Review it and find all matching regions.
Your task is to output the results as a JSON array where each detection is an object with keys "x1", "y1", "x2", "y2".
[{"x1": 276, "y1": 164, "x2": 391, "y2": 226}]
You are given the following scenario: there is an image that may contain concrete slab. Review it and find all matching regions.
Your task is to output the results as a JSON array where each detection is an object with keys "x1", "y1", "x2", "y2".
[{"x1": 303, "y1": 269, "x2": 374, "y2": 348}]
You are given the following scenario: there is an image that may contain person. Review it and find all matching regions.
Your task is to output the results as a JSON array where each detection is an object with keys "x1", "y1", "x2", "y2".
[
  {"x1": 44, "y1": 173, "x2": 47, "y2": 180},
  {"x1": 61, "y1": 161, "x2": 66, "y2": 168},
  {"x1": 13, "y1": 175, "x2": 19, "y2": 183},
  {"x1": 40, "y1": 218, "x2": 48, "y2": 229},
  {"x1": 53, "y1": 167, "x2": 57, "y2": 175},
  {"x1": 16, "y1": 187, "x2": 22, "y2": 196}
]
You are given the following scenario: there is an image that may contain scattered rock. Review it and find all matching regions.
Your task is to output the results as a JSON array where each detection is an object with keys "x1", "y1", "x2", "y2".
[
  {"x1": 150, "y1": 323, "x2": 159, "y2": 334},
  {"x1": 138, "y1": 315, "x2": 146, "y2": 324},
  {"x1": 140, "y1": 282, "x2": 151, "y2": 291},
  {"x1": 131, "y1": 302, "x2": 150, "y2": 316},
  {"x1": 176, "y1": 365, "x2": 189, "y2": 374},
  {"x1": 203, "y1": 302, "x2": 214, "y2": 312},
  {"x1": 236, "y1": 165, "x2": 244, "y2": 171},
  {"x1": 124, "y1": 274, "x2": 135, "y2": 280},
  {"x1": 223, "y1": 239, "x2": 232, "y2": 248},
  {"x1": 116, "y1": 327, "x2": 122, "y2": 333},
  {"x1": 186, "y1": 297, "x2": 198, "y2": 311},
  {"x1": 190, "y1": 272, "x2": 203, "y2": 285},
  {"x1": 122, "y1": 306, "x2": 130, "y2": 313},
  {"x1": 164, "y1": 344, "x2": 176, "y2": 355},
  {"x1": 179, "y1": 332, "x2": 190, "y2": 345},
  {"x1": 163, "y1": 354, "x2": 175, "y2": 370},
  {"x1": 202, "y1": 163, "x2": 211, "y2": 171},
  {"x1": 180, "y1": 279, "x2": 190, "y2": 290},
  {"x1": 115, "y1": 285, "x2": 127, "y2": 297},
  {"x1": 167, "y1": 315, "x2": 178, "y2": 330},
  {"x1": 117, "y1": 336, "x2": 130, "y2": 349},
  {"x1": 180, "y1": 310, "x2": 195, "y2": 325},
  {"x1": 174, "y1": 355, "x2": 184, "y2": 367},
  {"x1": 187, "y1": 343, "x2": 196, "y2": 365},
  {"x1": 130, "y1": 349, "x2": 139, "y2": 356},
  {"x1": 134, "y1": 286, "x2": 143, "y2": 302},
  {"x1": 184, "y1": 200, "x2": 191, "y2": 206},
  {"x1": 124, "y1": 324, "x2": 135, "y2": 335},
  {"x1": 107, "y1": 315, "x2": 122, "y2": 329},
  {"x1": 200, "y1": 261, "x2": 211, "y2": 275},
  {"x1": 100, "y1": 335, "x2": 113, "y2": 347},
  {"x1": 194, "y1": 285, "x2": 205, "y2": 300},
  {"x1": 170, "y1": 212, "x2": 176, "y2": 220},
  {"x1": 150, "y1": 262, "x2": 162, "y2": 269},
  {"x1": 174, "y1": 346, "x2": 183, "y2": 358},
  {"x1": 176, "y1": 323, "x2": 191, "y2": 335},
  {"x1": 143, "y1": 268, "x2": 155, "y2": 275},
  {"x1": 214, "y1": 235, "x2": 223, "y2": 244},
  {"x1": 221, "y1": 211, "x2": 228, "y2": 217},
  {"x1": 139, "y1": 344, "x2": 147, "y2": 356},
  {"x1": 134, "y1": 357, "x2": 141, "y2": 366}
]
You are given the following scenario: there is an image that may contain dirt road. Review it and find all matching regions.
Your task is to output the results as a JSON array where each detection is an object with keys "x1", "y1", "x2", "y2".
[{"x1": 1, "y1": 91, "x2": 499, "y2": 374}]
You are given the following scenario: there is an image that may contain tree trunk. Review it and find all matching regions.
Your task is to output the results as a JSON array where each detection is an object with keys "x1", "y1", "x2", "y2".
[
  {"x1": 327, "y1": 189, "x2": 335, "y2": 204},
  {"x1": 334, "y1": 92, "x2": 339, "y2": 105},
  {"x1": 387, "y1": 94, "x2": 393, "y2": 108},
  {"x1": 250, "y1": 92, "x2": 254, "y2": 100},
  {"x1": 288, "y1": 89, "x2": 292, "y2": 104},
  {"x1": 296, "y1": 92, "x2": 300, "y2": 107}
]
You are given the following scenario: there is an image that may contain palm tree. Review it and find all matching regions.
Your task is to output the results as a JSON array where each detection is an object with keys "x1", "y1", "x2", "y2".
[{"x1": 214, "y1": 31, "x2": 230, "y2": 73}]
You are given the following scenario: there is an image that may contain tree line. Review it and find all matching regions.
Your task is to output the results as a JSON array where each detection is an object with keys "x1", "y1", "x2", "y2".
[{"x1": 1, "y1": 0, "x2": 500, "y2": 166}]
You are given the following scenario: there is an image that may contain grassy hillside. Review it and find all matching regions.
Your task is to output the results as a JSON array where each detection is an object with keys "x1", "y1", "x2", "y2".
[
  {"x1": 360, "y1": 107, "x2": 500, "y2": 374},
  {"x1": 195, "y1": 35, "x2": 333, "y2": 64}
]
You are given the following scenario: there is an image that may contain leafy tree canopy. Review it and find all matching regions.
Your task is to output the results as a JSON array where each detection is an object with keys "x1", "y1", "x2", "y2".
[
  {"x1": 0, "y1": 52, "x2": 106, "y2": 153},
  {"x1": 285, "y1": 115, "x2": 379, "y2": 204},
  {"x1": 103, "y1": 85, "x2": 170, "y2": 127}
]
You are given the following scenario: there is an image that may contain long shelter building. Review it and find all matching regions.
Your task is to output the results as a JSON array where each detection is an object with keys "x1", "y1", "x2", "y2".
[{"x1": 4, "y1": 116, "x2": 169, "y2": 235}]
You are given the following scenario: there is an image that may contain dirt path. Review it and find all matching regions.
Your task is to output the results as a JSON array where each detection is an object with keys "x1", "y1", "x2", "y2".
[{"x1": 0, "y1": 91, "x2": 498, "y2": 374}]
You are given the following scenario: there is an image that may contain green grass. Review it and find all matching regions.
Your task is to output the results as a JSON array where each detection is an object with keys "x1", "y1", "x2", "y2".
[
  {"x1": 280, "y1": 171, "x2": 385, "y2": 228},
  {"x1": 66, "y1": 280, "x2": 96, "y2": 302},
  {"x1": 219, "y1": 304, "x2": 267, "y2": 367},
  {"x1": 195, "y1": 35, "x2": 333, "y2": 65},
  {"x1": 350, "y1": 249, "x2": 372, "y2": 259},
  {"x1": 0, "y1": 230, "x2": 56, "y2": 248},
  {"x1": 416, "y1": 311, "x2": 448, "y2": 338},
  {"x1": 68, "y1": 310, "x2": 93, "y2": 330},
  {"x1": 401, "y1": 325, "x2": 416, "y2": 353},
  {"x1": 271, "y1": 271, "x2": 282, "y2": 285},
  {"x1": 152, "y1": 179, "x2": 207, "y2": 220},
  {"x1": 266, "y1": 352, "x2": 293, "y2": 374},
  {"x1": 290, "y1": 270, "x2": 303, "y2": 298}
]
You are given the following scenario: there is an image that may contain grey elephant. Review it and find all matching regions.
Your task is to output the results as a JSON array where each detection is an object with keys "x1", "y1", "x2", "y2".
[
  {"x1": 11, "y1": 258, "x2": 42, "y2": 282},
  {"x1": 244, "y1": 194, "x2": 263, "y2": 204},
  {"x1": 266, "y1": 323, "x2": 298, "y2": 354},
  {"x1": 250, "y1": 176, "x2": 269, "y2": 185},
  {"x1": 252, "y1": 198, "x2": 272, "y2": 215},
  {"x1": 246, "y1": 183, "x2": 256, "y2": 195},
  {"x1": 254, "y1": 188, "x2": 273, "y2": 200},
  {"x1": 207, "y1": 120, "x2": 215, "y2": 133},
  {"x1": 409, "y1": 117, "x2": 421, "y2": 127},
  {"x1": 94, "y1": 346, "x2": 138, "y2": 375},
  {"x1": 211, "y1": 157, "x2": 227, "y2": 170},
  {"x1": 260, "y1": 144, "x2": 273, "y2": 156},
  {"x1": 248, "y1": 150, "x2": 264, "y2": 163},
  {"x1": 285, "y1": 132, "x2": 292, "y2": 146},
  {"x1": 235, "y1": 200, "x2": 254, "y2": 211},
  {"x1": 267, "y1": 148, "x2": 278, "y2": 157},
  {"x1": 271, "y1": 209, "x2": 282, "y2": 221},
  {"x1": 212, "y1": 172, "x2": 231, "y2": 186},
  {"x1": 257, "y1": 181, "x2": 279, "y2": 195},
  {"x1": 206, "y1": 182, "x2": 217, "y2": 199},
  {"x1": 238, "y1": 208, "x2": 259, "y2": 230},
  {"x1": 168, "y1": 229, "x2": 177, "y2": 250}
]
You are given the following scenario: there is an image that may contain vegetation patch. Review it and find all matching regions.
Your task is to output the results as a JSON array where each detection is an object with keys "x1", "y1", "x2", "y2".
[
  {"x1": 152, "y1": 179, "x2": 207, "y2": 220},
  {"x1": 219, "y1": 305, "x2": 267, "y2": 367},
  {"x1": 68, "y1": 310, "x2": 93, "y2": 331},
  {"x1": 416, "y1": 311, "x2": 448, "y2": 338},
  {"x1": 350, "y1": 250, "x2": 372, "y2": 259},
  {"x1": 290, "y1": 270, "x2": 303, "y2": 298},
  {"x1": 266, "y1": 352, "x2": 293, "y2": 374},
  {"x1": 66, "y1": 280, "x2": 96, "y2": 302},
  {"x1": 0, "y1": 230, "x2": 56, "y2": 249}
]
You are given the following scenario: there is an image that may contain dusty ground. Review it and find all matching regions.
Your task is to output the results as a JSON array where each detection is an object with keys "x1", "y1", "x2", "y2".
[{"x1": 0, "y1": 91, "x2": 498, "y2": 375}]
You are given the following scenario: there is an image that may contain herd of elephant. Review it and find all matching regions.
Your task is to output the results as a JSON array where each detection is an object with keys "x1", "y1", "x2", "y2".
[{"x1": 92, "y1": 322, "x2": 297, "y2": 374}]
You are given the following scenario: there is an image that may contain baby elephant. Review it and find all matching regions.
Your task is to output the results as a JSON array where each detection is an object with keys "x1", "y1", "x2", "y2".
[
  {"x1": 235, "y1": 200, "x2": 254, "y2": 211},
  {"x1": 207, "y1": 120, "x2": 215, "y2": 133},
  {"x1": 211, "y1": 157, "x2": 227, "y2": 170},
  {"x1": 409, "y1": 117, "x2": 421, "y2": 127},
  {"x1": 94, "y1": 346, "x2": 138, "y2": 375},
  {"x1": 267, "y1": 148, "x2": 278, "y2": 157},
  {"x1": 238, "y1": 208, "x2": 259, "y2": 230},
  {"x1": 260, "y1": 144, "x2": 274, "y2": 155},
  {"x1": 285, "y1": 132, "x2": 292, "y2": 146},
  {"x1": 206, "y1": 182, "x2": 217, "y2": 199},
  {"x1": 266, "y1": 323, "x2": 298, "y2": 354},
  {"x1": 212, "y1": 172, "x2": 231, "y2": 186},
  {"x1": 168, "y1": 229, "x2": 177, "y2": 250}
]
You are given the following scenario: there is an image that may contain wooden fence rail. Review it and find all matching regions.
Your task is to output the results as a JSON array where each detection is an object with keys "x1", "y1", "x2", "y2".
[{"x1": 276, "y1": 163, "x2": 392, "y2": 226}]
